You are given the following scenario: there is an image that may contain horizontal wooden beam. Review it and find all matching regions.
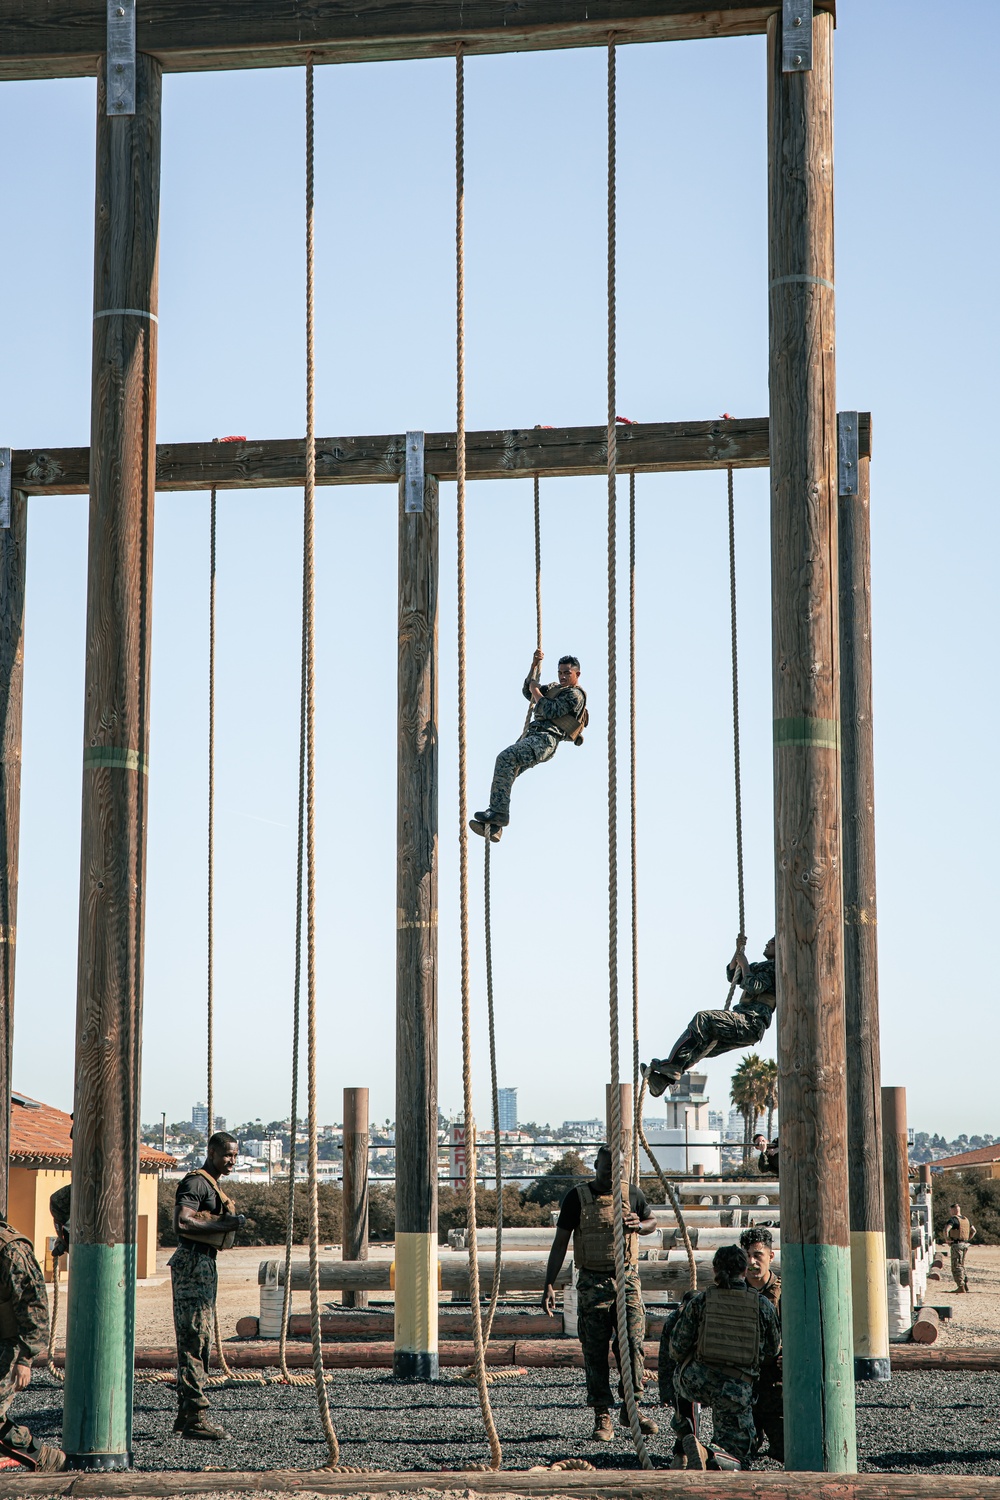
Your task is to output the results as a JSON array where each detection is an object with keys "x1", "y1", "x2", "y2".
[
  {"x1": 0, "y1": 0, "x2": 835, "y2": 81},
  {"x1": 12, "y1": 413, "x2": 870, "y2": 496}
]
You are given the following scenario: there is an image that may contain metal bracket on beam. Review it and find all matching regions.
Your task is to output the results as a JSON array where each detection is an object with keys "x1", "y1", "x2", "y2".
[
  {"x1": 782, "y1": 0, "x2": 813, "y2": 72},
  {"x1": 838, "y1": 412, "x2": 859, "y2": 497},
  {"x1": 404, "y1": 430, "x2": 425, "y2": 513},
  {"x1": 106, "y1": 0, "x2": 136, "y2": 115},
  {"x1": 0, "y1": 449, "x2": 10, "y2": 528}
]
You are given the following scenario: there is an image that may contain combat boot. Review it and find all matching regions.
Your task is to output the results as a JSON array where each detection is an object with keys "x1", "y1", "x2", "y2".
[
  {"x1": 592, "y1": 1411, "x2": 614, "y2": 1442},
  {"x1": 641, "y1": 1059, "x2": 682, "y2": 1099},
  {"x1": 707, "y1": 1445, "x2": 743, "y2": 1471},
  {"x1": 182, "y1": 1417, "x2": 228, "y2": 1441},
  {"x1": 669, "y1": 1440, "x2": 687, "y2": 1470},
  {"x1": 682, "y1": 1433, "x2": 709, "y2": 1469},
  {"x1": 470, "y1": 810, "x2": 505, "y2": 842},
  {"x1": 619, "y1": 1404, "x2": 658, "y2": 1435},
  {"x1": 33, "y1": 1446, "x2": 66, "y2": 1473}
]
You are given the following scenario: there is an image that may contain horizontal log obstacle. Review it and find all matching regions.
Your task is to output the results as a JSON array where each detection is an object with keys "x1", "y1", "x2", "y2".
[
  {"x1": 258, "y1": 1252, "x2": 767, "y2": 1292},
  {"x1": 9, "y1": 414, "x2": 870, "y2": 495},
  {"x1": 237, "y1": 1308, "x2": 682, "y2": 1342},
  {"x1": 0, "y1": 1468, "x2": 995, "y2": 1500}
]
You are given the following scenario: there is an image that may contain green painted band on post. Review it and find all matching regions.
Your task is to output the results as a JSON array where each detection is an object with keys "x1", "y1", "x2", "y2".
[
  {"x1": 62, "y1": 1242, "x2": 132, "y2": 1461},
  {"x1": 773, "y1": 716, "x2": 840, "y2": 750},
  {"x1": 83, "y1": 746, "x2": 149, "y2": 774},
  {"x1": 781, "y1": 1242, "x2": 857, "y2": 1472}
]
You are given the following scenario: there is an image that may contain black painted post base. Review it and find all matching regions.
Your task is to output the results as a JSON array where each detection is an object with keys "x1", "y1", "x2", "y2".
[
  {"x1": 854, "y1": 1356, "x2": 891, "y2": 1382},
  {"x1": 66, "y1": 1452, "x2": 132, "y2": 1471},
  {"x1": 393, "y1": 1351, "x2": 439, "y2": 1381}
]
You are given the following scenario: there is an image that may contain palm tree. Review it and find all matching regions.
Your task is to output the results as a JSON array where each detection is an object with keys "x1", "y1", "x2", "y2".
[
  {"x1": 760, "y1": 1058, "x2": 778, "y2": 1144},
  {"x1": 731, "y1": 1054, "x2": 769, "y2": 1167}
]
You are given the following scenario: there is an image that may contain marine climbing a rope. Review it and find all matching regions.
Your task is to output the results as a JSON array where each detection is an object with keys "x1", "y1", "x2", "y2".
[
  {"x1": 469, "y1": 650, "x2": 588, "y2": 841},
  {"x1": 641, "y1": 936, "x2": 776, "y2": 1097}
]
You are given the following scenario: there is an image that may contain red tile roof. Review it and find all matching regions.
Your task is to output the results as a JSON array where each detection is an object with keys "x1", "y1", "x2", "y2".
[
  {"x1": 9, "y1": 1092, "x2": 174, "y2": 1169},
  {"x1": 931, "y1": 1144, "x2": 1000, "y2": 1169}
]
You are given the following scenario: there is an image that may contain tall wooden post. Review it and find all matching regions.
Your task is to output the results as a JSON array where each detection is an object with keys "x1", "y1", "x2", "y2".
[
  {"x1": 63, "y1": 53, "x2": 161, "y2": 1470},
  {"x1": 767, "y1": 9, "x2": 856, "y2": 1471},
  {"x1": 840, "y1": 447, "x2": 890, "y2": 1381},
  {"x1": 0, "y1": 490, "x2": 28, "y2": 1217},
  {"x1": 881, "y1": 1087, "x2": 911, "y2": 1272},
  {"x1": 342, "y1": 1086, "x2": 370, "y2": 1309},
  {"x1": 394, "y1": 472, "x2": 439, "y2": 1379}
]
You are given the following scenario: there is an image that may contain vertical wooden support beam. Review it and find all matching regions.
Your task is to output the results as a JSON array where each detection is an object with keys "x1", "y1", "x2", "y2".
[
  {"x1": 840, "y1": 449, "x2": 890, "y2": 1382},
  {"x1": 0, "y1": 490, "x2": 28, "y2": 1217},
  {"x1": 766, "y1": 8, "x2": 856, "y2": 1472},
  {"x1": 342, "y1": 1086, "x2": 370, "y2": 1309},
  {"x1": 394, "y1": 472, "x2": 439, "y2": 1379},
  {"x1": 63, "y1": 52, "x2": 161, "y2": 1471},
  {"x1": 881, "y1": 1087, "x2": 911, "y2": 1270}
]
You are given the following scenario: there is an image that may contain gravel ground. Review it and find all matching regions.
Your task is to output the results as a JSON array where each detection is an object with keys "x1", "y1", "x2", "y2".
[{"x1": 10, "y1": 1369, "x2": 1000, "y2": 1475}]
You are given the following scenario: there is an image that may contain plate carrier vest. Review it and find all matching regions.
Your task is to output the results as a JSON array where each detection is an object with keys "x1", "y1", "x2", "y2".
[
  {"x1": 0, "y1": 1223, "x2": 34, "y2": 1343},
  {"x1": 174, "y1": 1169, "x2": 238, "y2": 1250},
  {"x1": 572, "y1": 1183, "x2": 638, "y2": 1273},
  {"x1": 948, "y1": 1216, "x2": 971, "y2": 1243},
  {"x1": 542, "y1": 684, "x2": 589, "y2": 745},
  {"x1": 694, "y1": 1286, "x2": 761, "y2": 1382}
]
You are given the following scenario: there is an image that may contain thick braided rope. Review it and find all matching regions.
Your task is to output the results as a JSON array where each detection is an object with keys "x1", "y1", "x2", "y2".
[
  {"x1": 606, "y1": 36, "x2": 651, "y2": 1470},
  {"x1": 302, "y1": 57, "x2": 341, "y2": 1468},
  {"x1": 635, "y1": 1078, "x2": 698, "y2": 1292},
  {"x1": 482, "y1": 834, "x2": 503, "y2": 1349},
  {"x1": 724, "y1": 465, "x2": 746, "y2": 1009},
  {"x1": 520, "y1": 478, "x2": 543, "y2": 738},
  {"x1": 455, "y1": 42, "x2": 502, "y2": 1469},
  {"x1": 628, "y1": 471, "x2": 640, "y2": 1189}
]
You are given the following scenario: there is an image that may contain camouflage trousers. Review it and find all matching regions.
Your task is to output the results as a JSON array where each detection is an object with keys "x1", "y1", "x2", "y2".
[
  {"x1": 0, "y1": 1342, "x2": 37, "y2": 1458},
  {"x1": 672, "y1": 1359, "x2": 756, "y2": 1466},
  {"x1": 950, "y1": 1242, "x2": 969, "y2": 1291},
  {"x1": 666, "y1": 1002, "x2": 773, "y2": 1076},
  {"x1": 169, "y1": 1243, "x2": 218, "y2": 1416},
  {"x1": 487, "y1": 733, "x2": 558, "y2": 823},
  {"x1": 753, "y1": 1365, "x2": 783, "y2": 1462},
  {"x1": 576, "y1": 1267, "x2": 646, "y2": 1412}
]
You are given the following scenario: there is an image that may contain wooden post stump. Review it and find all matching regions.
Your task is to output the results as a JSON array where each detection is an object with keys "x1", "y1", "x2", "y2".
[{"x1": 342, "y1": 1087, "x2": 370, "y2": 1309}]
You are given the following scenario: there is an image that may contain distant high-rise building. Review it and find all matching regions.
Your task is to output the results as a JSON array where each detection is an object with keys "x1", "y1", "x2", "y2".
[
  {"x1": 214, "y1": 1116, "x2": 226, "y2": 1133},
  {"x1": 192, "y1": 1101, "x2": 208, "y2": 1133},
  {"x1": 495, "y1": 1088, "x2": 517, "y2": 1133}
]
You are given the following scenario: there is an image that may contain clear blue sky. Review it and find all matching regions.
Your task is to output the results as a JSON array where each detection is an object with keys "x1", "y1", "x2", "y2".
[{"x1": 1, "y1": 1, "x2": 996, "y2": 1142}]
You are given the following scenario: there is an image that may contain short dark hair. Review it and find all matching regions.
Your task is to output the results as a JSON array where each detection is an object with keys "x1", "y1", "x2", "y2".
[
  {"x1": 713, "y1": 1244, "x2": 748, "y2": 1287},
  {"x1": 558, "y1": 655, "x2": 581, "y2": 670},
  {"x1": 208, "y1": 1131, "x2": 238, "y2": 1152},
  {"x1": 740, "y1": 1225, "x2": 773, "y2": 1251}
]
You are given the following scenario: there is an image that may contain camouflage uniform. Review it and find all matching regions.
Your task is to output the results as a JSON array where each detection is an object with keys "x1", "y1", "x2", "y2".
[
  {"x1": 662, "y1": 959, "x2": 776, "y2": 1077},
  {"x1": 668, "y1": 1286, "x2": 780, "y2": 1467},
  {"x1": 168, "y1": 1242, "x2": 218, "y2": 1421},
  {"x1": 945, "y1": 1218, "x2": 975, "y2": 1292},
  {"x1": 752, "y1": 1272, "x2": 783, "y2": 1462},
  {"x1": 485, "y1": 679, "x2": 586, "y2": 824},
  {"x1": 577, "y1": 1267, "x2": 646, "y2": 1412},
  {"x1": 0, "y1": 1221, "x2": 53, "y2": 1463}
]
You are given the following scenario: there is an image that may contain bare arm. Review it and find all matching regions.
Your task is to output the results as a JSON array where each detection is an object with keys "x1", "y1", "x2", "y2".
[
  {"x1": 177, "y1": 1204, "x2": 244, "y2": 1238},
  {"x1": 541, "y1": 1227, "x2": 571, "y2": 1315}
]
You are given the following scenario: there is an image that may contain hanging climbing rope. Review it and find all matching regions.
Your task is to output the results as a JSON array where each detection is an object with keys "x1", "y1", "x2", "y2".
[
  {"x1": 605, "y1": 35, "x2": 653, "y2": 1471},
  {"x1": 455, "y1": 39, "x2": 503, "y2": 1469},
  {"x1": 628, "y1": 471, "x2": 641, "y2": 1190},
  {"x1": 724, "y1": 463, "x2": 746, "y2": 1010},
  {"x1": 519, "y1": 477, "x2": 544, "y2": 737}
]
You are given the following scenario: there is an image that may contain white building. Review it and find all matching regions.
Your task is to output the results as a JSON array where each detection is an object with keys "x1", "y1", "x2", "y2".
[
  {"x1": 243, "y1": 1138, "x2": 282, "y2": 1162},
  {"x1": 641, "y1": 1073, "x2": 723, "y2": 1174}
]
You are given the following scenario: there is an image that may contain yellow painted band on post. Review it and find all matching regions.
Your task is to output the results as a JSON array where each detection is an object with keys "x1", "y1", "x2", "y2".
[
  {"x1": 393, "y1": 1232, "x2": 438, "y2": 1354},
  {"x1": 850, "y1": 1229, "x2": 890, "y2": 1358}
]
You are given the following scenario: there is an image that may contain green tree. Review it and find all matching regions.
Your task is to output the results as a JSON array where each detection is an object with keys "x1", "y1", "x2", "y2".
[
  {"x1": 760, "y1": 1057, "x2": 779, "y2": 1144},
  {"x1": 731, "y1": 1054, "x2": 769, "y2": 1167},
  {"x1": 522, "y1": 1151, "x2": 589, "y2": 1207}
]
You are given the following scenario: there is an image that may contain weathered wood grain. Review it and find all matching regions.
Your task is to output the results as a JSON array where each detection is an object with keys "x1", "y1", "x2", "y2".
[
  {"x1": 342, "y1": 1087, "x2": 370, "y2": 1309},
  {"x1": 0, "y1": 1, "x2": 836, "y2": 81},
  {"x1": 0, "y1": 491, "x2": 27, "y2": 1217},
  {"x1": 63, "y1": 52, "x2": 161, "y2": 1464},
  {"x1": 395, "y1": 472, "x2": 439, "y2": 1237},
  {"x1": 881, "y1": 1087, "x2": 911, "y2": 1269},
  {"x1": 9, "y1": 415, "x2": 877, "y2": 495}
]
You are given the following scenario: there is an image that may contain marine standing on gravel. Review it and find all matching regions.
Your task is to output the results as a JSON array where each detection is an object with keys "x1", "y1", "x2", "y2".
[
  {"x1": 740, "y1": 1225, "x2": 782, "y2": 1463},
  {"x1": 0, "y1": 1217, "x2": 65, "y2": 1471},
  {"x1": 668, "y1": 1244, "x2": 780, "y2": 1471},
  {"x1": 944, "y1": 1203, "x2": 977, "y2": 1294},
  {"x1": 170, "y1": 1132, "x2": 246, "y2": 1441},
  {"x1": 470, "y1": 651, "x2": 588, "y2": 841},
  {"x1": 541, "y1": 1146, "x2": 659, "y2": 1442}
]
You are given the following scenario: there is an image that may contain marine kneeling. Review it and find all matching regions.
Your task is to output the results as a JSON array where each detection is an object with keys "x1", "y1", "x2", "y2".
[
  {"x1": 170, "y1": 1132, "x2": 246, "y2": 1441},
  {"x1": 668, "y1": 1244, "x2": 779, "y2": 1470}
]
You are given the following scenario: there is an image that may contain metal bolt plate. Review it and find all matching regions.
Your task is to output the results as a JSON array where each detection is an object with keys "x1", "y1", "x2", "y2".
[
  {"x1": 838, "y1": 412, "x2": 859, "y2": 497},
  {"x1": 107, "y1": 0, "x2": 136, "y2": 115},
  {"x1": 782, "y1": 0, "x2": 813, "y2": 72},
  {"x1": 404, "y1": 431, "x2": 425, "y2": 514}
]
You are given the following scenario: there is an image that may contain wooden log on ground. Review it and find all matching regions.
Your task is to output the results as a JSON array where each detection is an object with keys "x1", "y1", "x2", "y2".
[
  {"x1": 3, "y1": 1466, "x2": 999, "y2": 1498},
  {"x1": 9, "y1": 414, "x2": 871, "y2": 495},
  {"x1": 0, "y1": 2, "x2": 837, "y2": 84},
  {"x1": 910, "y1": 1307, "x2": 940, "y2": 1345},
  {"x1": 0, "y1": 489, "x2": 27, "y2": 1218}
]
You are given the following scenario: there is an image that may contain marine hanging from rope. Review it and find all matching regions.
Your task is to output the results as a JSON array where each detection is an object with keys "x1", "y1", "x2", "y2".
[
  {"x1": 642, "y1": 936, "x2": 776, "y2": 1098},
  {"x1": 470, "y1": 651, "x2": 588, "y2": 841}
]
